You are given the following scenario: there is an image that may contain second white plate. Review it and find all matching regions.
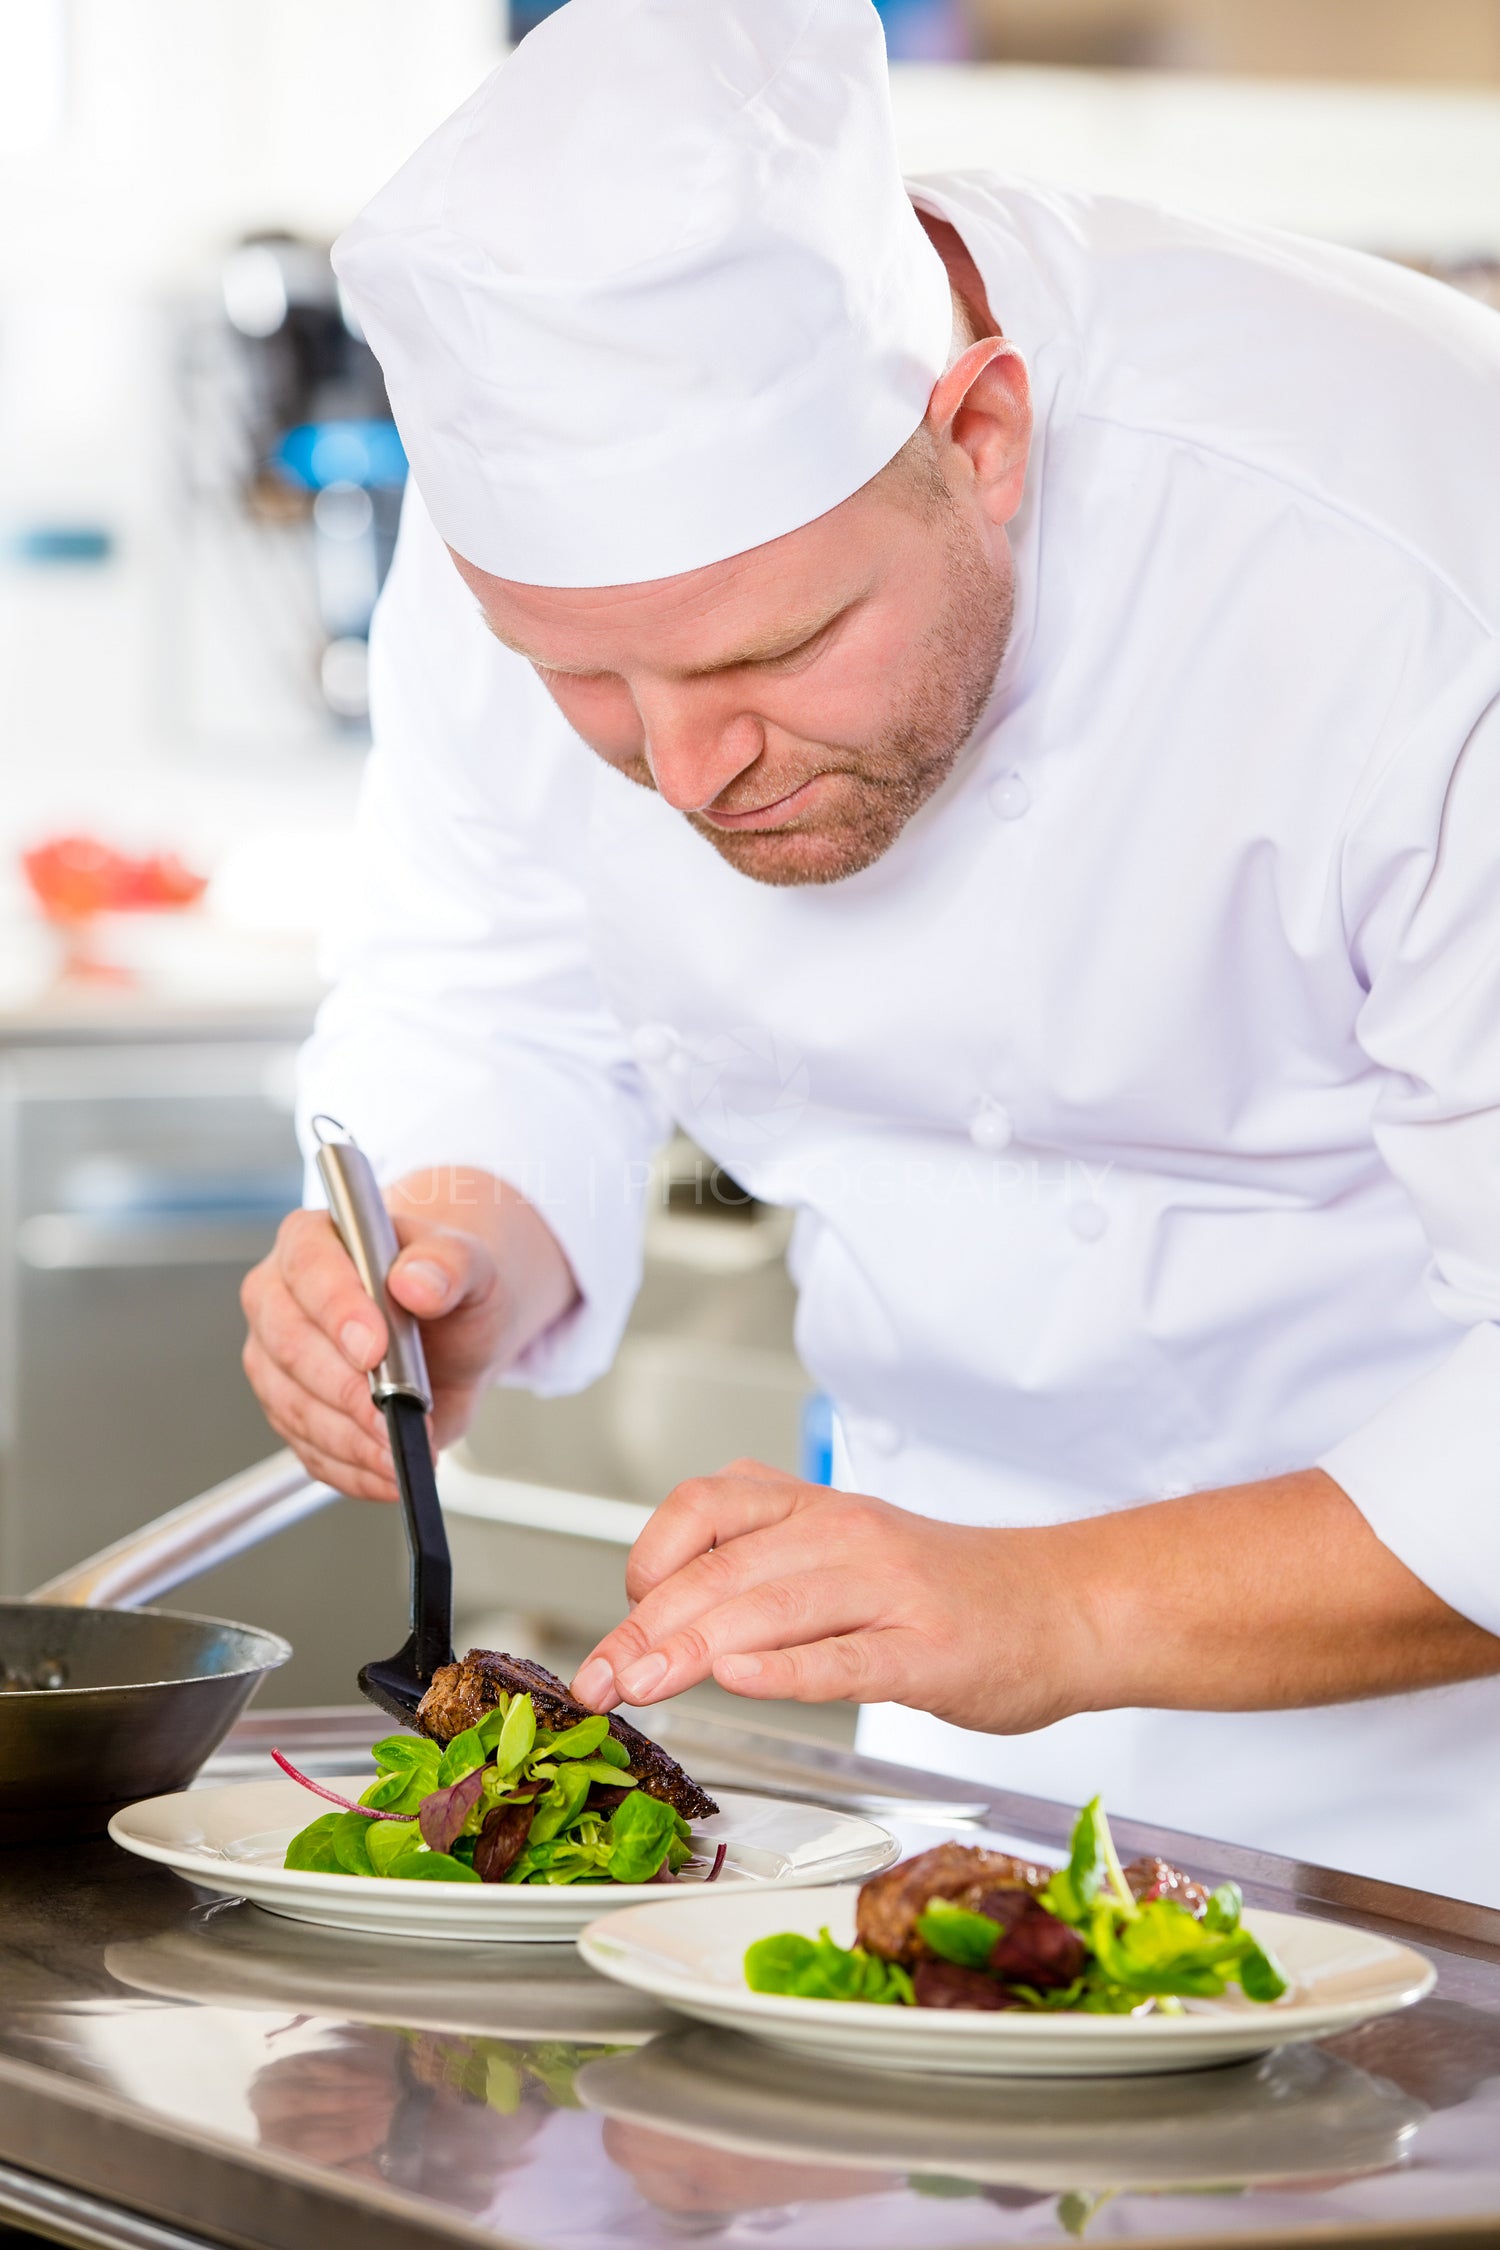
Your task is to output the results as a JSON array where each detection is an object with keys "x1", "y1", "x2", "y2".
[
  {"x1": 108, "y1": 1777, "x2": 896, "y2": 1943},
  {"x1": 578, "y1": 1887, "x2": 1434, "y2": 2076}
]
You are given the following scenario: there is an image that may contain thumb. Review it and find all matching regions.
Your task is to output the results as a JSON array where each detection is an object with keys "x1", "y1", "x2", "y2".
[{"x1": 387, "y1": 1230, "x2": 488, "y2": 1320}]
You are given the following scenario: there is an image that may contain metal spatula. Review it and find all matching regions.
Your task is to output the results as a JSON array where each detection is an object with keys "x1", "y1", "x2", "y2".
[{"x1": 314, "y1": 1118, "x2": 454, "y2": 1727}]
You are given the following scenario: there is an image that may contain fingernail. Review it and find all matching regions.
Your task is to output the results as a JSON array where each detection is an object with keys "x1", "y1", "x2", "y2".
[
  {"x1": 399, "y1": 1259, "x2": 450, "y2": 1307},
  {"x1": 572, "y1": 1658, "x2": 618, "y2": 1710},
  {"x1": 616, "y1": 1651, "x2": 668, "y2": 1702},
  {"x1": 340, "y1": 1322, "x2": 378, "y2": 1367},
  {"x1": 716, "y1": 1653, "x2": 763, "y2": 1685}
]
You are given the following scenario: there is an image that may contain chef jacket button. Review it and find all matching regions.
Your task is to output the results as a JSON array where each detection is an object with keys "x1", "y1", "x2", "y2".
[
  {"x1": 631, "y1": 1022, "x2": 675, "y2": 1065},
  {"x1": 989, "y1": 773, "x2": 1030, "y2": 821},
  {"x1": 1068, "y1": 1199, "x2": 1108, "y2": 1242},
  {"x1": 969, "y1": 1103, "x2": 1014, "y2": 1152},
  {"x1": 863, "y1": 1418, "x2": 901, "y2": 1456}
]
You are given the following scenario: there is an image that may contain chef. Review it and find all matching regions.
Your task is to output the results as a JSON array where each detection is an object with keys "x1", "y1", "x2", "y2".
[{"x1": 241, "y1": 0, "x2": 1500, "y2": 1898}]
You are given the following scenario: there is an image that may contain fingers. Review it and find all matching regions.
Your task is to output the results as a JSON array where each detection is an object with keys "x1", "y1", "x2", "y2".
[
  {"x1": 275, "y1": 1208, "x2": 389, "y2": 1370},
  {"x1": 630, "y1": 1567, "x2": 876, "y2": 1705},
  {"x1": 624, "y1": 1464, "x2": 812, "y2": 1606},
  {"x1": 574, "y1": 1526, "x2": 882, "y2": 1710},
  {"x1": 618, "y1": 1510, "x2": 845, "y2": 1659},
  {"x1": 387, "y1": 1222, "x2": 496, "y2": 1326},
  {"x1": 244, "y1": 1198, "x2": 509, "y2": 1505},
  {"x1": 241, "y1": 1335, "x2": 397, "y2": 1503},
  {"x1": 246, "y1": 1258, "x2": 387, "y2": 1437},
  {"x1": 575, "y1": 1483, "x2": 890, "y2": 1709},
  {"x1": 715, "y1": 1629, "x2": 916, "y2": 1705},
  {"x1": 242, "y1": 1211, "x2": 397, "y2": 1500}
]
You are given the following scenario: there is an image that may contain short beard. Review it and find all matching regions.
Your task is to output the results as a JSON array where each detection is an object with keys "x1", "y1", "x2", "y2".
[{"x1": 688, "y1": 517, "x2": 1014, "y2": 888}]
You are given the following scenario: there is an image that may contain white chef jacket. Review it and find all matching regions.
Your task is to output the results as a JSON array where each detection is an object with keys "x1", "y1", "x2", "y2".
[{"x1": 300, "y1": 176, "x2": 1500, "y2": 1902}]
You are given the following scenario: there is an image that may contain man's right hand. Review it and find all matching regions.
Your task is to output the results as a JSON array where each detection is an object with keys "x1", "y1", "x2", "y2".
[{"x1": 241, "y1": 1205, "x2": 512, "y2": 1504}]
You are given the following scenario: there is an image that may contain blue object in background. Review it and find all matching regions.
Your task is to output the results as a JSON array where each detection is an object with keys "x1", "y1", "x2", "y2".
[
  {"x1": 273, "y1": 419, "x2": 408, "y2": 494},
  {"x1": 800, "y1": 1391, "x2": 836, "y2": 1487},
  {"x1": 874, "y1": 0, "x2": 974, "y2": 59},
  {"x1": 8, "y1": 523, "x2": 115, "y2": 566},
  {"x1": 510, "y1": 0, "x2": 972, "y2": 58},
  {"x1": 509, "y1": 0, "x2": 567, "y2": 38}
]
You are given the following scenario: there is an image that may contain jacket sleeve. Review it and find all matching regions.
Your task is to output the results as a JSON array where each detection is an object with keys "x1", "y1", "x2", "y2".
[
  {"x1": 1317, "y1": 665, "x2": 1500, "y2": 1636},
  {"x1": 296, "y1": 483, "x2": 671, "y2": 1395}
]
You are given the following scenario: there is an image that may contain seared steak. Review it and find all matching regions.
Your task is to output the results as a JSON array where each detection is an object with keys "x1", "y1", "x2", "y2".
[
  {"x1": 912, "y1": 1959, "x2": 1023, "y2": 2010},
  {"x1": 416, "y1": 1649, "x2": 719, "y2": 1822},
  {"x1": 1123, "y1": 1855, "x2": 1209, "y2": 1917},
  {"x1": 855, "y1": 1842, "x2": 1055, "y2": 1962},
  {"x1": 976, "y1": 1888, "x2": 1089, "y2": 1988}
]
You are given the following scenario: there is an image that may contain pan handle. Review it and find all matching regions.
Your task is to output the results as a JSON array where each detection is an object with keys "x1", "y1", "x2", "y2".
[{"x1": 27, "y1": 1450, "x2": 339, "y2": 1611}]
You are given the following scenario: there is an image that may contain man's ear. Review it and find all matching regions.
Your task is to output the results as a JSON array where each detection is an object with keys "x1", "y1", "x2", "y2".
[{"x1": 926, "y1": 340, "x2": 1032, "y2": 528}]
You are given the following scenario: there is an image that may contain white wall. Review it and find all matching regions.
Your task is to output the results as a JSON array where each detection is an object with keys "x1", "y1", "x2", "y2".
[
  {"x1": 890, "y1": 64, "x2": 1500, "y2": 256},
  {"x1": 0, "y1": 0, "x2": 504, "y2": 289},
  {"x1": 0, "y1": 2, "x2": 506, "y2": 897}
]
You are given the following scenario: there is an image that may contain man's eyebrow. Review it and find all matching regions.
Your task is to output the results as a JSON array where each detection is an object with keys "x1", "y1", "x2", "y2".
[
  {"x1": 477, "y1": 599, "x2": 859, "y2": 678},
  {"x1": 479, "y1": 617, "x2": 557, "y2": 665}
]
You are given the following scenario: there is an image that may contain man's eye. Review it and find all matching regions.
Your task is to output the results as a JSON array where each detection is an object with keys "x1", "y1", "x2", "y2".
[
  {"x1": 759, "y1": 624, "x2": 837, "y2": 674},
  {"x1": 536, "y1": 664, "x2": 611, "y2": 686}
]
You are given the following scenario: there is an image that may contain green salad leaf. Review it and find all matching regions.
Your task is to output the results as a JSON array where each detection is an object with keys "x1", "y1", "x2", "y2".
[
  {"x1": 283, "y1": 1812, "x2": 344, "y2": 1875},
  {"x1": 387, "y1": 1849, "x2": 484, "y2": 1882},
  {"x1": 914, "y1": 1898, "x2": 1000, "y2": 1970},
  {"x1": 745, "y1": 1929, "x2": 914, "y2": 2005},
  {"x1": 359, "y1": 1735, "x2": 441, "y2": 1814},
  {"x1": 436, "y1": 1723, "x2": 489, "y2": 1789},
  {"x1": 491, "y1": 1694, "x2": 539, "y2": 1774},
  {"x1": 529, "y1": 1763, "x2": 593, "y2": 1845},
  {"x1": 546, "y1": 1713, "x2": 611, "y2": 1760},
  {"x1": 606, "y1": 1788, "x2": 688, "y2": 1883},
  {"x1": 366, "y1": 1816, "x2": 420, "y2": 1877}
]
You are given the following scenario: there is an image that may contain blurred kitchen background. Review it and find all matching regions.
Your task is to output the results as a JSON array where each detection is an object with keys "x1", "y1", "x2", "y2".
[{"x1": 2, "y1": 0, "x2": 1498, "y2": 1723}]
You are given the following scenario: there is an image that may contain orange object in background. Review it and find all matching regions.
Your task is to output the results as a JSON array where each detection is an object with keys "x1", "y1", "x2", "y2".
[{"x1": 21, "y1": 834, "x2": 209, "y2": 923}]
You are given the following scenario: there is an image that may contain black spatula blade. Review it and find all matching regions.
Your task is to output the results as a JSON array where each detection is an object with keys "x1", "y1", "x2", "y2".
[{"x1": 357, "y1": 1396, "x2": 454, "y2": 1729}]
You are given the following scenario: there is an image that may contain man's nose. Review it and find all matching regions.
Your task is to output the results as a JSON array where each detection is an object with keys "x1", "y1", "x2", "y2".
[{"x1": 634, "y1": 683, "x2": 763, "y2": 812}]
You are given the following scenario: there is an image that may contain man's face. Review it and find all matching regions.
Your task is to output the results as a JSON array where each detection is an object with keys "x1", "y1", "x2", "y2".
[{"x1": 450, "y1": 415, "x2": 1023, "y2": 886}]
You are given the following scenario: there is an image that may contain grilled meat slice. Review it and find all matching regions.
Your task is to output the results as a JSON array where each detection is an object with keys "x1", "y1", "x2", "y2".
[
  {"x1": 1123, "y1": 1855, "x2": 1209, "y2": 1917},
  {"x1": 416, "y1": 1649, "x2": 719, "y2": 1822},
  {"x1": 912, "y1": 1959, "x2": 1023, "y2": 2011},
  {"x1": 855, "y1": 1843, "x2": 1055, "y2": 1963},
  {"x1": 976, "y1": 1888, "x2": 1089, "y2": 1989}
]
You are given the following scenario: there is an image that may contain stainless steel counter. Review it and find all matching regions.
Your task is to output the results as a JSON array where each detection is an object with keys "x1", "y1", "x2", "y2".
[{"x1": 0, "y1": 1706, "x2": 1498, "y2": 2250}]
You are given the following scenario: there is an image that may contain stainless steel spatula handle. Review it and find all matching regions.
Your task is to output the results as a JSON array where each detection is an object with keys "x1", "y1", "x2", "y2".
[
  {"x1": 311, "y1": 1116, "x2": 454, "y2": 1717},
  {"x1": 312, "y1": 1117, "x2": 432, "y2": 1410}
]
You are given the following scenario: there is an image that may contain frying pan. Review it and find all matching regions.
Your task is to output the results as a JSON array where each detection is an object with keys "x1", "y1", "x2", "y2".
[{"x1": 0, "y1": 1450, "x2": 334, "y2": 1842}]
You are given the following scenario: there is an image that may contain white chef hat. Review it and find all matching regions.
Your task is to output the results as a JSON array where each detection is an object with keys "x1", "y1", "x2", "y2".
[{"x1": 332, "y1": 0, "x2": 953, "y2": 588}]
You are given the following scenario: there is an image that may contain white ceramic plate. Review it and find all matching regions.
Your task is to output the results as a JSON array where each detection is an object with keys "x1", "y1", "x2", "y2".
[
  {"x1": 108, "y1": 1777, "x2": 896, "y2": 1944},
  {"x1": 578, "y1": 1888, "x2": 1434, "y2": 2077}
]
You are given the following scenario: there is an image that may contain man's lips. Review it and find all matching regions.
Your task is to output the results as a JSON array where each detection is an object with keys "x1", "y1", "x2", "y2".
[{"x1": 698, "y1": 775, "x2": 828, "y2": 831}]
